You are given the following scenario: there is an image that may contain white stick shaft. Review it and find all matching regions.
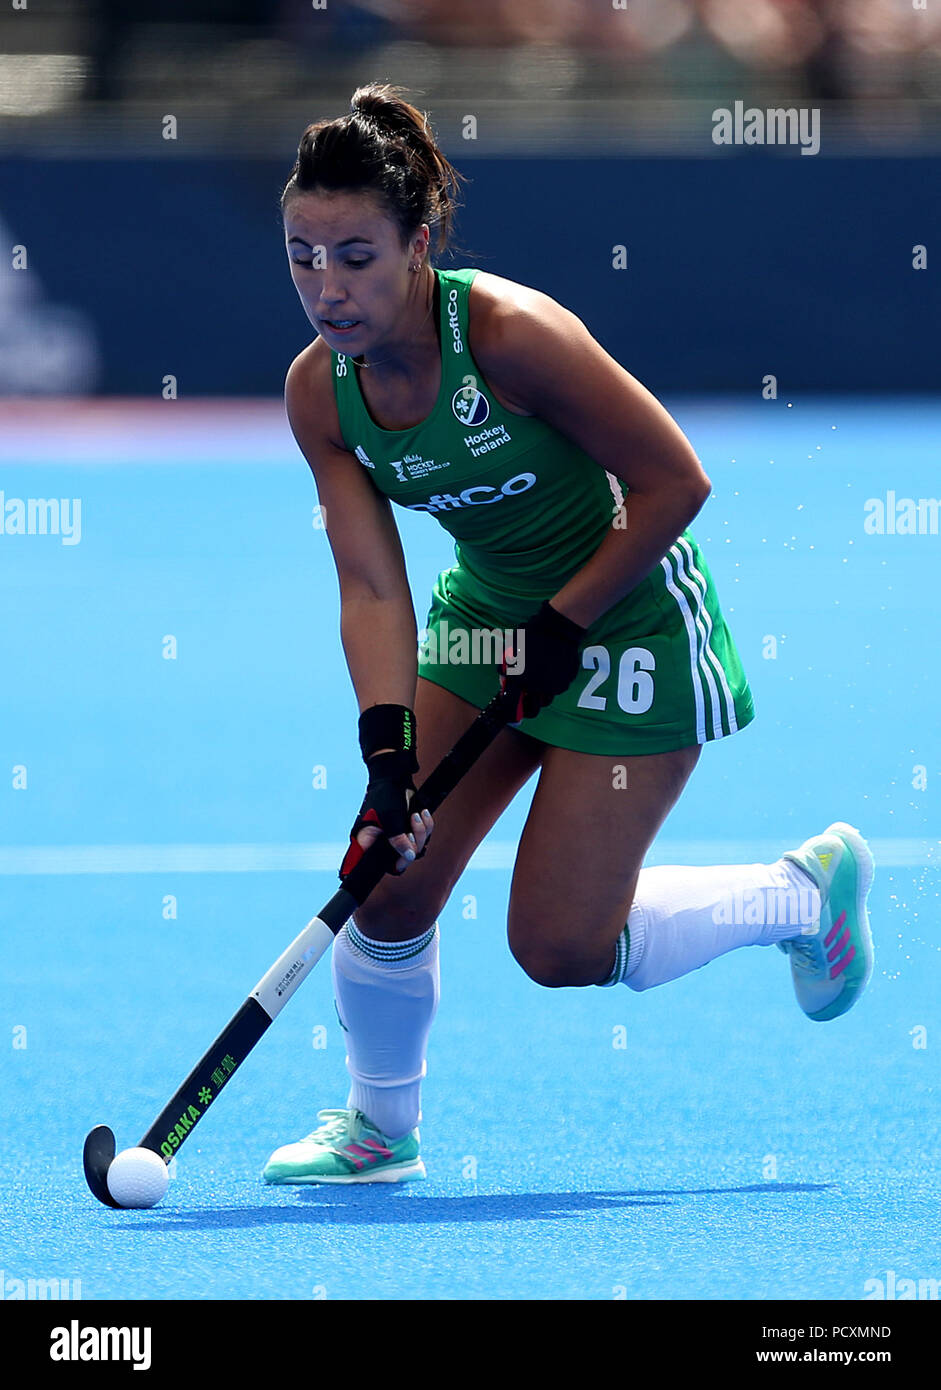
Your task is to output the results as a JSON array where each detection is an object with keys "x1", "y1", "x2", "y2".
[{"x1": 251, "y1": 917, "x2": 337, "y2": 1020}]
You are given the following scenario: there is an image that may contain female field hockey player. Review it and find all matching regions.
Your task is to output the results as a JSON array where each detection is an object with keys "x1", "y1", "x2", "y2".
[{"x1": 263, "y1": 84, "x2": 875, "y2": 1185}]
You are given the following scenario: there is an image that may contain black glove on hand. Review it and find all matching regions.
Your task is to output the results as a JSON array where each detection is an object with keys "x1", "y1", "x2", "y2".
[
  {"x1": 339, "y1": 705, "x2": 420, "y2": 881},
  {"x1": 500, "y1": 600, "x2": 587, "y2": 722}
]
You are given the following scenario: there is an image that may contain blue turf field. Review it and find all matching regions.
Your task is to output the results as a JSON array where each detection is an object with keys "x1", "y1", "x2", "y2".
[{"x1": 1, "y1": 397, "x2": 939, "y2": 1301}]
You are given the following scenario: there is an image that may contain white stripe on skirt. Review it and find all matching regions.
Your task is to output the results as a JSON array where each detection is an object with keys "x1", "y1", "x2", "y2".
[
  {"x1": 673, "y1": 536, "x2": 739, "y2": 737},
  {"x1": 659, "y1": 550, "x2": 708, "y2": 742}
]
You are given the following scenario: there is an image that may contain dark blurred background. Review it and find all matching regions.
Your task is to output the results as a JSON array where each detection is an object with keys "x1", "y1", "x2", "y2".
[{"x1": 0, "y1": 0, "x2": 937, "y2": 394}]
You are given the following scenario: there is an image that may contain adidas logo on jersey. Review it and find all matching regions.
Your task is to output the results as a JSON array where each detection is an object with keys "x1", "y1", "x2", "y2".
[{"x1": 354, "y1": 445, "x2": 375, "y2": 469}]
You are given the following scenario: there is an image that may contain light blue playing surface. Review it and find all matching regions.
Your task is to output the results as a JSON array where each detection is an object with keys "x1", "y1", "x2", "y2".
[{"x1": 1, "y1": 397, "x2": 938, "y2": 1300}]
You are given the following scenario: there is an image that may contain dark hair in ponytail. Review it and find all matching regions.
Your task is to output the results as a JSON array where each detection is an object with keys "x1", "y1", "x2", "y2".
[{"x1": 281, "y1": 83, "x2": 467, "y2": 259}]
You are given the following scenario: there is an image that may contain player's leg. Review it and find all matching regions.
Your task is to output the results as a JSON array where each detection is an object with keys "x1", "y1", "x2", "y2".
[
  {"x1": 507, "y1": 746, "x2": 874, "y2": 1021},
  {"x1": 333, "y1": 676, "x2": 543, "y2": 1134},
  {"x1": 507, "y1": 742, "x2": 701, "y2": 987},
  {"x1": 350, "y1": 676, "x2": 544, "y2": 942},
  {"x1": 264, "y1": 678, "x2": 544, "y2": 1183}
]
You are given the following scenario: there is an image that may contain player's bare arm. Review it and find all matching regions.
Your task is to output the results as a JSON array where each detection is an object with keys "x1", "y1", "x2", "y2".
[{"x1": 468, "y1": 274, "x2": 712, "y2": 629}]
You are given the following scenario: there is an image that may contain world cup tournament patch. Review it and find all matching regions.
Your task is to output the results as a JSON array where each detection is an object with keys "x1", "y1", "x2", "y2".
[
  {"x1": 451, "y1": 386, "x2": 490, "y2": 426},
  {"x1": 389, "y1": 453, "x2": 452, "y2": 481}
]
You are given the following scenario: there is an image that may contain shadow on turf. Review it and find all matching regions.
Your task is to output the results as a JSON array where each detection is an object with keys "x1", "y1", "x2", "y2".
[{"x1": 103, "y1": 1182, "x2": 835, "y2": 1230}]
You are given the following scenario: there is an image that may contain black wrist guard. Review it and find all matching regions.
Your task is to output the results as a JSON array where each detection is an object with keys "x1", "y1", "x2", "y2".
[{"x1": 357, "y1": 703, "x2": 418, "y2": 773}]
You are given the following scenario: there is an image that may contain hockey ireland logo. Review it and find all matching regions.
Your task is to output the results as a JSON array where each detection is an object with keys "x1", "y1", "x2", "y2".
[{"x1": 452, "y1": 384, "x2": 490, "y2": 427}]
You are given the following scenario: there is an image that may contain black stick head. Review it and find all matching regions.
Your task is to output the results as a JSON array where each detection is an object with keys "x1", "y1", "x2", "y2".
[{"x1": 83, "y1": 1125, "x2": 121, "y2": 1208}]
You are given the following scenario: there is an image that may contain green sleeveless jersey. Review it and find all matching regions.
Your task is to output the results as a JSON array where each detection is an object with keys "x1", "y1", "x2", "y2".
[
  {"x1": 330, "y1": 266, "x2": 626, "y2": 610},
  {"x1": 329, "y1": 266, "x2": 755, "y2": 754}
]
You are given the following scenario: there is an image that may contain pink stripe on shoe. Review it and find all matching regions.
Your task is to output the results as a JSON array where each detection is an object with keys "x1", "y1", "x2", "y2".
[
  {"x1": 829, "y1": 944, "x2": 856, "y2": 980},
  {"x1": 345, "y1": 1140, "x2": 394, "y2": 1164},
  {"x1": 346, "y1": 1143, "x2": 377, "y2": 1161},
  {"x1": 824, "y1": 910, "x2": 847, "y2": 948},
  {"x1": 827, "y1": 926, "x2": 851, "y2": 962},
  {"x1": 360, "y1": 1138, "x2": 393, "y2": 1157}
]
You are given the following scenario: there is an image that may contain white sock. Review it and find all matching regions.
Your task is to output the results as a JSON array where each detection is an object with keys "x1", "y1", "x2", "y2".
[
  {"x1": 331, "y1": 916, "x2": 440, "y2": 1139},
  {"x1": 597, "y1": 859, "x2": 819, "y2": 991}
]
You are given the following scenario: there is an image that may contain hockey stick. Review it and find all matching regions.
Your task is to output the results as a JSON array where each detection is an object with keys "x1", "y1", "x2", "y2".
[{"x1": 83, "y1": 687, "x2": 519, "y2": 1208}]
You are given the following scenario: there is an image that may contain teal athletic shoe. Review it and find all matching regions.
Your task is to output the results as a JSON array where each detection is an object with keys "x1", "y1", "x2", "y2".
[
  {"x1": 262, "y1": 1108, "x2": 425, "y2": 1185},
  {"x1": 777, "y1": 822, "x2": 875, "y2": 1022}
]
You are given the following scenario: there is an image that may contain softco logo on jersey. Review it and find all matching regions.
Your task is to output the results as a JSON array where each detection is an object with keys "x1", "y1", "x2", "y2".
[
  {"x1": 447, "y1": 288, "x2": 463, "y2": 353},
  {"x1": 406, "y1": 471, "x2": 537, "y2": 513}
]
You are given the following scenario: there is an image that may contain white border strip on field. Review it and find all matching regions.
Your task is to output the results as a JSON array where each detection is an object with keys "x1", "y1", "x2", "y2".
[
  {"x1": 0, "y1": 838, "x2": 936, "y2": 874},
  {"x1": 0, "y1": 398, "x2": 293, "y2": 465}
]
